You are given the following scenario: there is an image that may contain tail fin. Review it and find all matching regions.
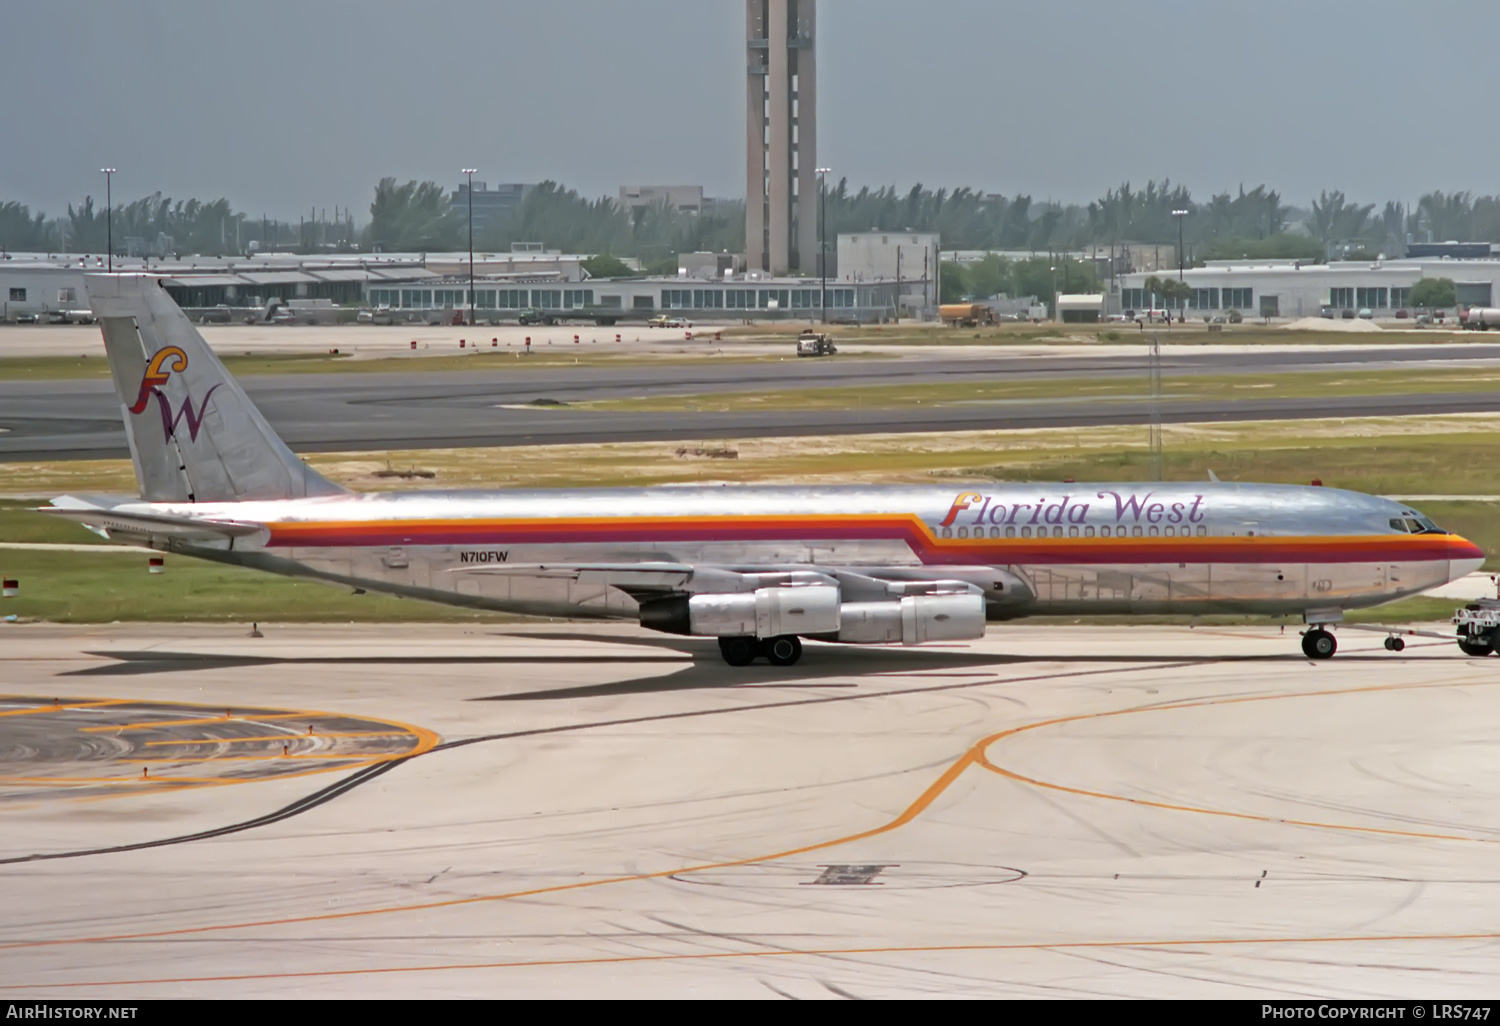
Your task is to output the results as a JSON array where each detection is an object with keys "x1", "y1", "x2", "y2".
[{"x1": 86, "y1": 273, "x2": 347, "y2": 503}]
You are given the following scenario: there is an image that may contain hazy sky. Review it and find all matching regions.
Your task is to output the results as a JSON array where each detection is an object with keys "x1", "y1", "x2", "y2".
[{"x1": 3, "y1": 0, "x2": 1497, "y2": 219}]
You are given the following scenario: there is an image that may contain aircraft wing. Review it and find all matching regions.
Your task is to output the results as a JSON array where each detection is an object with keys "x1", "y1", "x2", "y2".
[{"x1": 452, "y1": 562, "x2": 1006, "y2": 601}]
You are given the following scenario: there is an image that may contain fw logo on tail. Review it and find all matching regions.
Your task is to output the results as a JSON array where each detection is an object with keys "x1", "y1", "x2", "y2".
[{"x1": 127, "y1": 345, "x2": 220, "y2": 442}]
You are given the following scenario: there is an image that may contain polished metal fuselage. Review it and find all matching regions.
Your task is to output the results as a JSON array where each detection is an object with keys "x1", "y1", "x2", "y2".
[{"x1": 140, "y1": 481, "x2": 1484, "y2": 624}]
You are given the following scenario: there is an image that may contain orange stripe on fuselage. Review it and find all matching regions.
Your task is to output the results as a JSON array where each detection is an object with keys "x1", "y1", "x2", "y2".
[{"x1": 260, "y1": 514, "x2": 1484, "y2": 567}]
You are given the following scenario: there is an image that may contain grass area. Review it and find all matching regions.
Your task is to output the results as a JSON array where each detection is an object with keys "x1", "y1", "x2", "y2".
[
  {"x1": 6, "y1": 415, "x2": 1500, "y2": 623},
  {"x1": 723, "y1": 321, "x2": 1476, "y2": 348},
  {"x1": 0, "y1": 548, "x2": 509, "y2": 623},
  {"x1": 0, "y1": 347, "x2": 784, "y2": 381},
  {"x1": 580, "y1": 365, "x2": 1500, "y2": 413}
]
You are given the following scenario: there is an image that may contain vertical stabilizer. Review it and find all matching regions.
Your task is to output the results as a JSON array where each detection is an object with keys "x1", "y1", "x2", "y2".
[{"x1": 85, "y1": 273, "x2": 347, "y2": 503}]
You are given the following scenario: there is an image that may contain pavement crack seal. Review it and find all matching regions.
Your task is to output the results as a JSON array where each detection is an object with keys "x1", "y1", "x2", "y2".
[{"x1": 0, "y1": 659, "x2": 1198, "y2": 949}]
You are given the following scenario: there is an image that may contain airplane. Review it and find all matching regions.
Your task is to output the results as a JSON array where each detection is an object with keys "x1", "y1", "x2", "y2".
[{"x1": 40, "y1": 273, "x2": 1486, "y2": 667}]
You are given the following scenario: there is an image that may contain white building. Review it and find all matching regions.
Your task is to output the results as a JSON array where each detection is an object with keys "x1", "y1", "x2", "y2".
[
  {"x1": 1118, "y1": 257, "x2": 1500, "y2": 319},
  {"x1": 837, "y1": 232, "x2": 940, "y2": 310}
]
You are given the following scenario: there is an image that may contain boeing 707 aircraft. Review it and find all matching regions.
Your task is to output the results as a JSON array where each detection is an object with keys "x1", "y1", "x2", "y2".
[{"x1": 41, "y1": 274, "x2": 1486, "y2": 666}]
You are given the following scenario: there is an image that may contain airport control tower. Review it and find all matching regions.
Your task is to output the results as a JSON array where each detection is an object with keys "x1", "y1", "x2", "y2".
[{"x1": 746, "y1": 0, "x2": 816, "y2": 276}]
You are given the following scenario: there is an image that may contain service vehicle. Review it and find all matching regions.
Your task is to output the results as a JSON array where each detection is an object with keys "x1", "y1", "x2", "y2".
[
  {"x1": 795, "y1": 330, "x2": 836, "y2": 357},
  {"x1": 939, "y1": 303, "x2": 996, "y2": 328}
]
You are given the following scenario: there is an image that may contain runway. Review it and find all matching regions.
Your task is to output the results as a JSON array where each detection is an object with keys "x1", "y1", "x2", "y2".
[
  {"x1": 3, "y1": 622, "x2": 1498, "y2": 997},
  {"x1": 5, "y1": 342, "x2": 1500, "y2": 460}
]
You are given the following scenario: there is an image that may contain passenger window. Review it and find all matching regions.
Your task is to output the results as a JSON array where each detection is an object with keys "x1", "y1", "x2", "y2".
[
  {"x1": 1132, "y1": 526, "x2": 1143, "y2": 537},
  {"x1": 1197, "y1": 526, "x2": 1206, "y2": 536},
  {"x1": 957, "y1": 527, "x2": 968, "y2": 539},
  {"x1": 1053, "y1": 526, "x2": 1063, "y2": 538},
  {"x1": 941, "y1": 527, "x2": 952, "y2": 538},
  {"x1": 1085, "y1": 526, "x2": 1095, "y2": 537},
  {"x1": 1149, "y1": 526, "x2": 1159, "y2": 537},
  {"x1": 1021, "y1": 526, "x2": 1032, "y2": 538},
  {"x1": 1005, "y1": 526, "x2": 1015, "y2": 538},
  {"x1": 1069, "y1": 526, "x2": 1079, "y2": 537},
  {"x1": 1164, "y1": 526, "x2": 1174, "y2": 537}
]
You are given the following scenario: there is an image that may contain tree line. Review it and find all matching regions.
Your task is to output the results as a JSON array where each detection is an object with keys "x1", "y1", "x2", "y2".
[{"x1": 6, "y1": 178, "x2": 1500, "y2": 267}]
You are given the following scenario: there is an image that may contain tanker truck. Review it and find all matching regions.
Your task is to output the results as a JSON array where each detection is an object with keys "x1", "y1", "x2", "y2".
[{"x1": 1461, "y1": 307, "x2": 1500, "y2": 330}]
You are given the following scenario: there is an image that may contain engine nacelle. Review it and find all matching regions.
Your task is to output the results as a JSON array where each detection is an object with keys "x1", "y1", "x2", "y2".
[
  {"x1": 639, "y1": 585, "x2": 842, "y2": 639},
  {"x1": 836, "y1": 594, "x2": 986, "y2": 646}
]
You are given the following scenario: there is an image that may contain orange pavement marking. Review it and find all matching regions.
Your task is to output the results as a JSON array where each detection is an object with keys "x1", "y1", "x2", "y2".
[
  {"x1": 121, "y1": 754, "x2": 377, "y2": 764},
  {"x1": 143, "y1": 732, "x2": 413, "y2": 746},
  {"x1": 976, "y1": 673, "x2": 1498, "y2": 844},
  {"x1": 81, "y1": 713, "x2": 311, "y2": 733},
  {"x1": 0, "y1": 700, "x2": 129, "y2": 718},
  {"x1": 6, "y1": 929, "x2": 1500, "y2": 991}
]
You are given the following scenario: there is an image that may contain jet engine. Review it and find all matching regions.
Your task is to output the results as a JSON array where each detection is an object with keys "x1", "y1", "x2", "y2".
[
  {"x1": 639, "y1": 585, "x2": 841, "y2": 639},
  {"x1": 835, "y1": 593, "x2": 986, "y2": 645}
]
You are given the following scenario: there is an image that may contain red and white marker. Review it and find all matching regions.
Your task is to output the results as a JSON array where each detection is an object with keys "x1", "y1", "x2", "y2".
[
  {"x1": 2, "y1": 579, "x2": 17, "y2": 598},
  {"x1": 148, "y1": 557, "x2": 164, "y2": 574}
]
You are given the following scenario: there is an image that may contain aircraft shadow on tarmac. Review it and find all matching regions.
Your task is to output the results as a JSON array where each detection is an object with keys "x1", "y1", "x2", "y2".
[
  {"x1": 65, "y1": 649, "x2": 689, "y2": 677},
  {"x1": 67, "y1": 634, "x2": 1424, "y2": 694}
]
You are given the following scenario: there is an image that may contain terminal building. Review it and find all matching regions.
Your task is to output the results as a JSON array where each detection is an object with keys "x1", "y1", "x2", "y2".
[
  {"x1": 1117, "y1": 257, "x2": 1500, "y2": 318},
  {"x1": 0, "y1": 253, "x2": 920, "y2": 324}
]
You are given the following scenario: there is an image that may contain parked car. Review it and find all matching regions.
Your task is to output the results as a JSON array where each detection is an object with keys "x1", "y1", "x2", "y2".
[
  {"x1": 518, "y1": 308, "x2": 554, "y2": 326},
  {"x1": 1357, "y1": 308, "x2": 1375, "y2": 319},
  {"x1": 648, "y1": 315, "x2": 688, "y2": 328},
  {"x1": 13, "y1": 312, "x2": 39, "y2": 324},
  {"x1": 1340, "y1": 308, "x2": 1356, "y2": 319},
  {"x1": 1394, "y1": 309, "x2": 1409, "y2": 319}
]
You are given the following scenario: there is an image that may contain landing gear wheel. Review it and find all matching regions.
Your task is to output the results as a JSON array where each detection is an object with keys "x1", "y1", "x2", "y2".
[
  {"x1": 1384, "y1": 637, "x2": 1405, "y2": 652},
  {"x1": 763, "y1": 635, "x2": 803, "y2": 667},
  {"x1": 719, "y1": 636, "x2": 758, "y2": 667},
  {"x1": 1302, "y1": 628, "x2": 1337, "y2": 660},
  {"x1": 1457, "y1": 636, "x2": 1494, "y2": 657}
]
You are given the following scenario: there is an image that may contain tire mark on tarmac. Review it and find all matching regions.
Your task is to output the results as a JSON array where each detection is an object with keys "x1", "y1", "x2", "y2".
[
  {"x1": 4, "y1": 663, "x2": 1496, "y2": 988},
  {"x1": 0, "y1": 659, "x2": 1197, "y2": 941},
  {"x1": 9, "y1": 930, "x2": 1500, "y2": 992},
  {"x1": 975, "y1": 674, "x2": 1500, "y2": 844},
  {"x1": 0, "y1": 660, "x2": 1187, "y2": 868},
  {"x1": 7, "y1": 660, "x2": 1484, "y2": 961}
]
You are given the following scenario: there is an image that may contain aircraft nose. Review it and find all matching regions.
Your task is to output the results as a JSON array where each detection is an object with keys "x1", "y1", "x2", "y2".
[{"x1": 1447, "y1": 535, "x2": 1486, "y2": 583}]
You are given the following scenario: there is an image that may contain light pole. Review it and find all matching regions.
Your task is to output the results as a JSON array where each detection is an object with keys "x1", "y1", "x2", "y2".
[
  {"x1": 100, "y1": 168, "x2": 116, "y2": 271},
  {"x1": 461, "y1": 168, "x2": 477, "y2": 326},
  {"x1": 1171, "y1": 208, "x2": 1189, "y2": 283},
  {"x1": 1050, "y1": 264, "x2": 1057, "y2": 321},
  {"x1": 1171, "y1": 208, "x2": 1190, "y2": 324},
  {"x1": 816, "y1": 168, "x2": 830, "y2": 324}
]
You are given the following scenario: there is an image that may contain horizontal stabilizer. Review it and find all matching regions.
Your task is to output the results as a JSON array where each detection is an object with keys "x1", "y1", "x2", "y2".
[{"x1": 39, "y1": 497, "x2": 263, "y2": 542}]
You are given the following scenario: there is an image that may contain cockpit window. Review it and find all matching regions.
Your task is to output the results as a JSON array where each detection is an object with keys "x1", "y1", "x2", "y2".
[{"x1": 1392, "y1": 515, "x2": 1445, "y2": 534}]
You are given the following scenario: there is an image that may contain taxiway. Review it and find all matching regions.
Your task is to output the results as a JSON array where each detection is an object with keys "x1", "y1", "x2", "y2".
[{"x1": 2, "y1": 622, "x2": 1498, "y2": 997}]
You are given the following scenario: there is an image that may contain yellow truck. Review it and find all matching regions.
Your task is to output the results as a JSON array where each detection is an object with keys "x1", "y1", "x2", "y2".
[{"x1": 939, "y1": 303, "x2": 996, "y2": 327}]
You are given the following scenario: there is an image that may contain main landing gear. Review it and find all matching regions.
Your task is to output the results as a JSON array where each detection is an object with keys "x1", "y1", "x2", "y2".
[
  {"x1": 1301, "y1": 628, "x2": 1337, "y2": 660},
  {"x1": 718, "y1": 635, "x2": 803, "y2": 667}
]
